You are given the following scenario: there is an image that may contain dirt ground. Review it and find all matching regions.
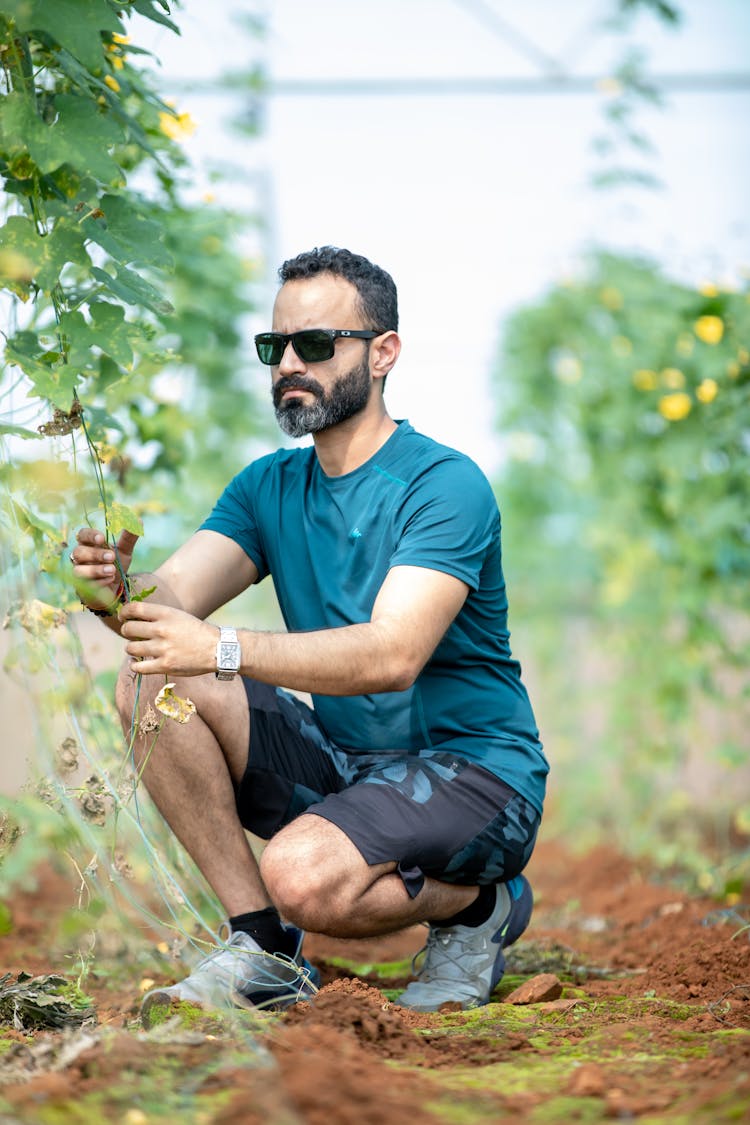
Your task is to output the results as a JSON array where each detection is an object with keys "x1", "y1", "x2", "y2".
[{"x1": 1, "y1": 839, "x2": 749, "y2": 1123}]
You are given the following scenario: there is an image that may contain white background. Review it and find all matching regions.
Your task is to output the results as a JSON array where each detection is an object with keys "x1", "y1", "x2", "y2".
[{"x1": 140, "y1": 0, "x2": 750, "y2": 474}]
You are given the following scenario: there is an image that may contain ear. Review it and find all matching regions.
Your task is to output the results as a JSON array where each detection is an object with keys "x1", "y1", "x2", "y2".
[{"x1": 370, "y1": 331, "x2": 401, "y2": 384}]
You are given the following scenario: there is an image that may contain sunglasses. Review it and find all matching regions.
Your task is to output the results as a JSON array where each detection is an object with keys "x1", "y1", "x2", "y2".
[{"x1": 254, "y1": 328, "x2": 379, "y2": 366}]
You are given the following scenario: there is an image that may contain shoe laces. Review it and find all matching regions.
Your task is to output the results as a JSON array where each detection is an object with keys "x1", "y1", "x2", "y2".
[{"x1": 411, "y1": 924, "x2": 478, "y2": 982}]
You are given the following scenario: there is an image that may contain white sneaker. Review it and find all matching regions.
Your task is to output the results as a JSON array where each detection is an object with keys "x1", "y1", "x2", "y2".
[
  {"x1": 397, "y1": 876, "x2": 533, "y2": 1012},
  {"x1": 141, "y1": 927, "x2": 319, "y2": 1027}
]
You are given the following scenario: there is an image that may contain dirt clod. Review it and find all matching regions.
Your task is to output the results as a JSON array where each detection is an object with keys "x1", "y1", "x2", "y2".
[{"x1": 504, "y1": 971, "x2": 563, "y2": 1004}]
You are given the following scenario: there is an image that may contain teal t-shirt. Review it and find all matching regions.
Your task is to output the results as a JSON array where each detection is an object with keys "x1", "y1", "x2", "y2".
[{"x1": 200, "y1": 421, "x2": 548, "y2": 812}]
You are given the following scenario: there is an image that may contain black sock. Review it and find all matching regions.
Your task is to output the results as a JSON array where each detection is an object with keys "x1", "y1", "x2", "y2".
[
  {"x1": 438, "y1": 883, "x2": 497, "y2": 929},
  {"x1": 229, "y1": 907, "x2": 298, "y2": 958}
]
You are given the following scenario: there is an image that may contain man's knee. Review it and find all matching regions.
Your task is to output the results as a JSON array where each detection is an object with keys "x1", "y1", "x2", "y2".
[{"x1": 261, "y1": 832, "x2": 333, "y2": 931}]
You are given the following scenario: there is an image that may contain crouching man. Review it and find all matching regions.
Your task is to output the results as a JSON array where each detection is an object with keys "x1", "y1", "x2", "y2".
[{"x1": 70, "y1": 247, "x2": 548, "y2": 1021}]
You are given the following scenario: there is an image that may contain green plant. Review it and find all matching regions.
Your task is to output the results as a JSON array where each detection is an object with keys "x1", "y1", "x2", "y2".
[
  {"x1": 0, "y1": 0, "x2": 265, "y2": 939},
  {"x1": 495, "y1": 252, "x2": 750, "y2": 870}
]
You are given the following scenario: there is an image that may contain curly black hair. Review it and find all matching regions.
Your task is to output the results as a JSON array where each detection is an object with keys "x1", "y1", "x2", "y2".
[{"x1": 279, "y1": 246, "x2": 398, "y2": 334}]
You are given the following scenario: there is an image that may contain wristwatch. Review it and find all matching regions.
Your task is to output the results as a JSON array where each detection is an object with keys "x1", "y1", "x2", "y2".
[{"x1": 215, "y1": 626, "x2": 241, "y2": 680}]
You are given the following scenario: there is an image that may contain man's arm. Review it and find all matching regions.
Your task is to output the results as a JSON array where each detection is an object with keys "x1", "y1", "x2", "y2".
[
  {"x1": 118, "y1": 564, "x2": 469, "y2": 694},
  {"x1": 73, "y1": 528, "x2": 259, "y2": 635}
]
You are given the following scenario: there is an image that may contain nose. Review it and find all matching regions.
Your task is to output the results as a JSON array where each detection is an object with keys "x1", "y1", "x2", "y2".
[{"x1": 277, "y1": 337, "x2": 306, "y2": 376}]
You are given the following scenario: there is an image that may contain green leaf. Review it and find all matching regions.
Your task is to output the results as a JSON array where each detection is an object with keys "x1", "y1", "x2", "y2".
[
  {"x1": 10, "y1": 0, "x2": 123, "y2": 70},
  {"x1": 40, "y1": 95, "x2": 125, "y2": 185},
  {"x1": 0, "y1": 423, "x2": 43, "y2": 440},
  {"x1": 6, "y1": 497, "x2": 64, "y2": 546},
  {"x1": 101, "y1": 500, "x2": 144, "y2": 539},
  {"x1": 91, "y1": 264, "x2": 174, "y2": 317},
  {"x1": 130, "y1": 584, "x2": 156, "y2": 602},
  {"x1": 4, "y1": 330, "x2": 81, "y2": 406},
  {"x1": 127, "y1": 0, "x2": 180, "y2": 34},
  {"x1": 0, "y1": 903, "x2": 12, "y2": 937},
  {"x1": 0, "y1": 91, "x2": 124, "y2": 186},
  {"x1": 83, "y1": 194, "x2": 172, "y2": 269},
  {"x1": 0, "y1": 215, "x2": 90, "y2": 295},
  {"x1": 89, "y1": 301, "x2": 134, "y2": 367}
]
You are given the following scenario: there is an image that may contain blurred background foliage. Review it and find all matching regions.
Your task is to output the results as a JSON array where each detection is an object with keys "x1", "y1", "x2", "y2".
[{"x1": 495, "y1": 252, "x2": 750, "y2": 888}]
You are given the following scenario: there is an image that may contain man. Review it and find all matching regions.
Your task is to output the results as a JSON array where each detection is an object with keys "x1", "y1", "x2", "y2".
[{"x1": 71, "y1": 246, "x2": 548, "y2": 1020}]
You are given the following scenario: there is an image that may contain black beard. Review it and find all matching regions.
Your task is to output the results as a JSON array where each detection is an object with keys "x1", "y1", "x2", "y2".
[{"x1": 273, "y1": 356, "x2": 372, "y2": 438}]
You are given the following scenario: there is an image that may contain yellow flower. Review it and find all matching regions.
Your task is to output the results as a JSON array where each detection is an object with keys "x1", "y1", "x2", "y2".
[
  {"x1": 612, "y1": 335, "x2": 632, "y2": 357},
  {"x1": 696, "y1": 378, "x2": 718, "y2": 403},
  {"x1": 112, "y1": 55, "x2": 124, "y2": 70},
  {"x1": 600, "y1": 286, "x2": 623, "y2": 310},
  {"x1": 676, "y1": 332, "x2": 694, "y2": 357},
  {"x1": 727, "y1": 361, "x2": 740, "y2": 379},
  {"x1": 632, "y1": 368, "x2": 657, "y2": 391},
  {"x1": 694, "y1": 315, "x2": 724, "y2": 345},
  {"x1": 661, "y1": 367, "x2": 685, "y2": 389},
  {"x1": 159, "y1": 110, "x2": 197, "y2": 141},
  {"x1": 104, "y1": 74, "x2": 120, "y2": 93},
  {"x1": 658, "y1": 392, "x2": 692, "y2": 421},
  {"x1": 699, "y1": 282, "x2": 718, "y2": 298},
  {"x1": 93, "y1": 441, "x2": 119, "y2": 463},
  {"x1": 112, "y1": 33, "x2": 131, "y2": 46}
]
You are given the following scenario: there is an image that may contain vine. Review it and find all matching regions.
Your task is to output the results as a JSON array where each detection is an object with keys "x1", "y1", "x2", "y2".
[{"x1": 0, "y1": 0, "x2": 265, "y2": 960}]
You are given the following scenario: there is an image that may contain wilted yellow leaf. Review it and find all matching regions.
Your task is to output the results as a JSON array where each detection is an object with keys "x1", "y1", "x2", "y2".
[
  {"x1": 3, "y1": 599, "x2": 67, "y2": 634},
  {"x1": 155, "y1": 683, "x2": 196, "y2": 724}
]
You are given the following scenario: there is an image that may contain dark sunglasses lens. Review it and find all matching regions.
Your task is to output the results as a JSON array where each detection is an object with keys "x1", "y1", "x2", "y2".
[
  {"x1": 294, "y1": 330, "x2": 334, "y2": 363},
  {"x1": 255, "y1": 334, "x2": 283, "y2": 365}
]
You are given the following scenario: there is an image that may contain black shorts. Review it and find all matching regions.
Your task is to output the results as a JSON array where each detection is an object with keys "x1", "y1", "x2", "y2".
[{"x1": 237, "y1": 678, "x2": 541, "y2": 898}]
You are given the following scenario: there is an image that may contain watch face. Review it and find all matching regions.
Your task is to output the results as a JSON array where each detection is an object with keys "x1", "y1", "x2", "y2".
[{"x1": 219, "y1": 642, "x2": 240, "y2": 668}]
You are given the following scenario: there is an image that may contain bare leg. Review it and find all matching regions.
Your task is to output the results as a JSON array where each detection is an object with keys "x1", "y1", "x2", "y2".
[
  {"x1": 260, "y1": 813, "x2": 478, "y2": 938},
  {"x1": 116, "y1": 665, "x2": 270, "y2": 917}
]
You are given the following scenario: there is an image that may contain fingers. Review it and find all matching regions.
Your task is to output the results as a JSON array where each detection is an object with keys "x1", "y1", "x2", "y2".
[
  {"x1": 72, "y1": 527, "x2": 139, "y2": 585},
  {"x1": 119, "y1": 600, "x2": 157, "y2": 622},
  {"x1": 71, "y1": 533, "x2": 117, "y2": 582},
  {"x1": 116, "y1": 530, "x2": 140, "y2": 558}
]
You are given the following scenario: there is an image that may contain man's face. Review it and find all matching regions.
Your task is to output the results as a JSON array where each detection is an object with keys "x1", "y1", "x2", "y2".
[{"x1": 270, "y1": 276, "x2": 374, "y2": 438}]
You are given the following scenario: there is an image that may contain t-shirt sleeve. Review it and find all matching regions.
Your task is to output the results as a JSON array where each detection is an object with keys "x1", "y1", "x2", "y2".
[
  {"x1": 199, "y1": 463, "x2": 269, "y2": 579},
  {"x1": 389, "y1": 457, "x2": 499, "y2": 590}
]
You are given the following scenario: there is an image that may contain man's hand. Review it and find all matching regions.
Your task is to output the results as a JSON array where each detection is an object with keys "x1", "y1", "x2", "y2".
[
  {"x1": 119, "y1": 601, "x2": 219, "y2": 677},
  {"x1": 72, "y1": 528, "x2": 139, "y2": 610}
]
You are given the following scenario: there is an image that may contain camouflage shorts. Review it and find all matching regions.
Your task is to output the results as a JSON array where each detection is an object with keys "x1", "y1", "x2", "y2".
[{"x1": 237, "y1": 679, "x2": 541, "y2": 898}]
